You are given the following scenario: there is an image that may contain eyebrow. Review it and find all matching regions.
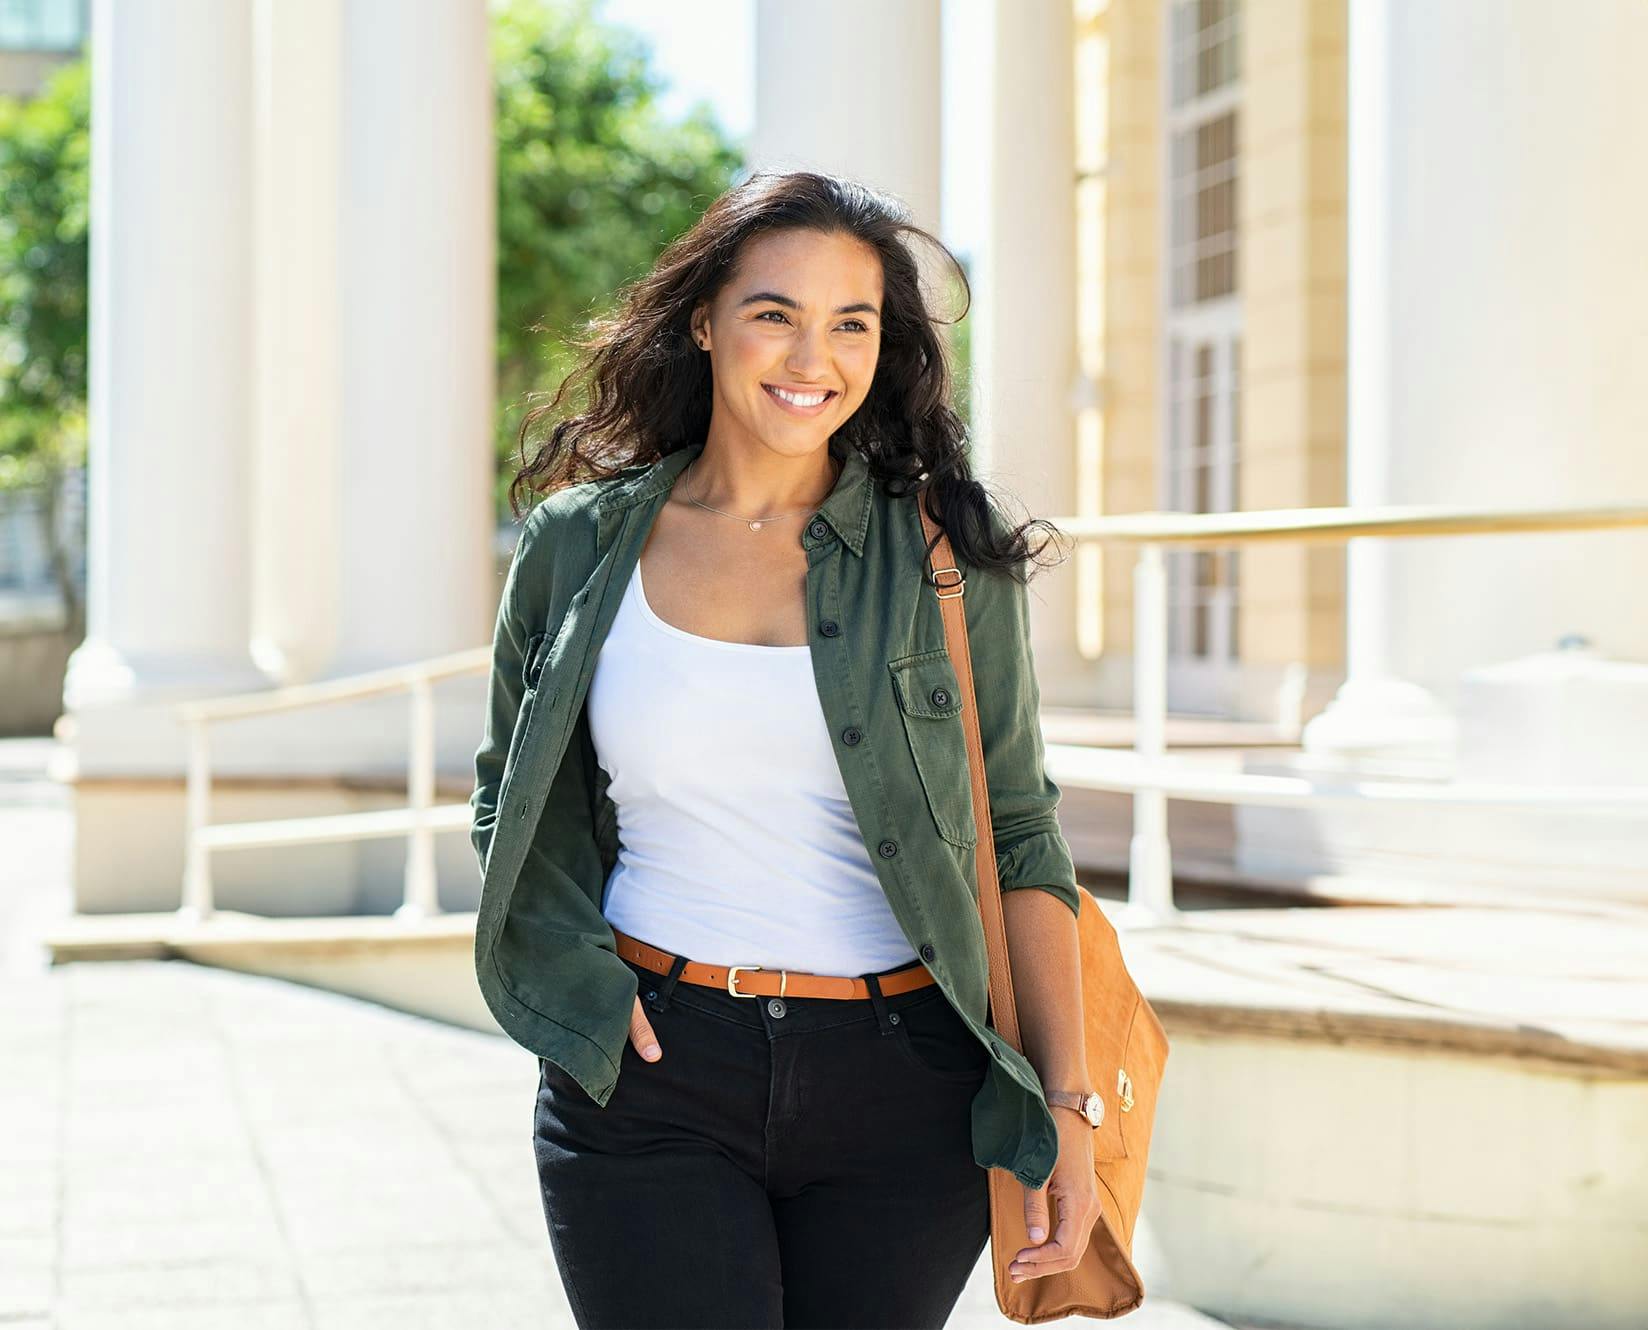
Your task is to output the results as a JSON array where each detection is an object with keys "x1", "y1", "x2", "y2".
[{"x1": 737, "y1": 291, "x2": 881, "y2": 318}]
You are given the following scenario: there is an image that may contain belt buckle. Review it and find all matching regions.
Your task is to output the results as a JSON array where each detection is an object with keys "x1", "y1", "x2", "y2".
[
  {"x1": 726, "y1": 964, "x2": 789, "y2": 997},
  {"x1": 726, "y1": 964, "x2": 762, "y2": 997}
]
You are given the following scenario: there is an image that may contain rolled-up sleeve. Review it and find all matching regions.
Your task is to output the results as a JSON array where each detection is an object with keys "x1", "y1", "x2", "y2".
[{"x1": 960, "y1": 519, "x2": 1083, "y2": 918}]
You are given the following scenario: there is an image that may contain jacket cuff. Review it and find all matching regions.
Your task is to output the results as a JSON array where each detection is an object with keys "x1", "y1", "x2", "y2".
[{"x1": 996, "y1": 829, "x2": 1082, "y2": 918}]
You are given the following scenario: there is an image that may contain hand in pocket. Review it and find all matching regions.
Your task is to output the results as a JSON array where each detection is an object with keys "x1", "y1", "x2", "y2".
[{"x1": 630, "y1": 996, "x2": 663, "y2": 1062}]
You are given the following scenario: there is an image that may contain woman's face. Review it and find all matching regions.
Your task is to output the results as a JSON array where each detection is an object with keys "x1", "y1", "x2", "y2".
[{"x1": 691, "y1": 228, "x2": 883, "y2": 458}]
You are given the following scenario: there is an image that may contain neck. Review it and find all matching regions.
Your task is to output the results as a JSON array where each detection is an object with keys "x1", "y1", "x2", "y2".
[{"x1": 684, "y1": 441, "x2": 840, "y2": 519}]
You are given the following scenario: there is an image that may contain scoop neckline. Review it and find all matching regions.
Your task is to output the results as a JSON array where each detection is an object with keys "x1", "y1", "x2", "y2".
[{"x1": 632, "y1": 561, "x2": 812, "y2": 654}]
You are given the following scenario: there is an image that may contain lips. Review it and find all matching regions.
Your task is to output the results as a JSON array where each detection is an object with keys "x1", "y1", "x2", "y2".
[{"x1": 762, "y1": 383, "x2": 837, "y2": 414}]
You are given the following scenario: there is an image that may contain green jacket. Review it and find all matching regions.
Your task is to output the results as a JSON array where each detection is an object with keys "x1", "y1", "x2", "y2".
[{"x1": 470, "y1": 439, "x2": 1082, "y2": 1189}]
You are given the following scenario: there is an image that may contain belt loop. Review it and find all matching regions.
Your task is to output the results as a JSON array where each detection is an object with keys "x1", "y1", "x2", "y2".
[
  {"x1": 645, "y1": 953, "x2": 690, "y2": 1013},
  {"x1": 863, "y1": 972, "x2": 898, "y2": 1036}
]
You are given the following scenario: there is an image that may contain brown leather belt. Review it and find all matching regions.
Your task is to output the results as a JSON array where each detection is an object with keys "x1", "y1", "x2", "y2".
[{"x1": 612, "y1": 926, "x2": 938, "y2": 1000}]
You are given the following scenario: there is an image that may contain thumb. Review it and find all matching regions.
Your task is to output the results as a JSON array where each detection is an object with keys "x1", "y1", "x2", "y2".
[
  {"x1": 1022, "y1": 1183, "x2": 1050, "y2": 1245},
  {"x1": 631, "y1": 997, "x2": 662, "y2": 1062}
]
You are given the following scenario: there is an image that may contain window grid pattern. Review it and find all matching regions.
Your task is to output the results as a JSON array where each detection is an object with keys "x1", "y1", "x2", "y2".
[{"x1": 1163, "y1": 0, "x2": 1242, "y2": 678}]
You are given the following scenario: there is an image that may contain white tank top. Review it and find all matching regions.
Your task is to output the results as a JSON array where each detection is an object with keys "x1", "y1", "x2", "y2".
[{"x1": 586, "y1": 558, "x2": 918, "y2": 975}]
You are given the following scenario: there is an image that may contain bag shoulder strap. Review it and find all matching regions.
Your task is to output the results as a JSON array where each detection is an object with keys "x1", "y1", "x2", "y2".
[{"x1": 915, "y1": 488, "x2": 1026, "y2": 1056}]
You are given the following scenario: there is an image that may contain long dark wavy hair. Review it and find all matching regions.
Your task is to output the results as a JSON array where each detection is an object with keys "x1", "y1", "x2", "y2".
[{"x1": 508, "y1": 169, "x2": 1065, "y2": 582}]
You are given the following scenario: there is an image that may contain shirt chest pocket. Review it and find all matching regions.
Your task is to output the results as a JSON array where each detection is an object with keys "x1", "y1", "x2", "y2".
[
  {"x1": 521, "y1": 587, "x2": 592, "y2": 706},
  {"x1": 888, "y1": 649, "x2": 978, "y2": 849}
]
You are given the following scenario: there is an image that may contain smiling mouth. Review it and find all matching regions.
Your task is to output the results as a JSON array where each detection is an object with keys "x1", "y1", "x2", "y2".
[{"x1": 763, "y1": 383, "x2": 838, "y2": 411}]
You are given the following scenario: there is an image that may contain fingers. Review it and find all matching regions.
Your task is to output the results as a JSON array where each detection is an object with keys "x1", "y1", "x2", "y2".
[
  {"x1": 630, "y1": 996, "x2": 661, "y2": 1061},
  {"x1": 1010, "y1": 1187, "x2": 1098, "y2": 1280},
  {"x1": 1022, "y1": 1185, "x2": 1050, "y2": 1247}
]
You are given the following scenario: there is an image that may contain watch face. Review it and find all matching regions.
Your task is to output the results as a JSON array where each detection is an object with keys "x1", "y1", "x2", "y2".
[{"x1": 1083, "y1": 1093, "x2": 1104, "y2": 1127}]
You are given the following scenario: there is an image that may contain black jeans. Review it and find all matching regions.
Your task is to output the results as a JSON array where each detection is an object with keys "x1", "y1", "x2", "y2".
[{"x1": 533, "y1": 948, "x2": 992, "y2": 1329}]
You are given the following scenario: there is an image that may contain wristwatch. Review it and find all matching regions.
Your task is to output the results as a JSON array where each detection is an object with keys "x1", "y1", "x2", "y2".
[{"x1": 1046, "y1": 1089, "x2": 1104, "y2": 1128}]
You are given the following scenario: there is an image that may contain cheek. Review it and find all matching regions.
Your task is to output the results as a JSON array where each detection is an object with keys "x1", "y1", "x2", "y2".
[
  {"x1": 844, "y1": 345, "x2": 880, "y2": 396},
  {"x1": 722, "y1": 332, "x2": 774, "y2": 381}
]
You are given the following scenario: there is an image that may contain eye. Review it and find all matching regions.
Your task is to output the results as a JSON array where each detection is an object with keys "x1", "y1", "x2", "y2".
[{"x1": 756, "y1": 310, "x2": 871, "y2": 334}]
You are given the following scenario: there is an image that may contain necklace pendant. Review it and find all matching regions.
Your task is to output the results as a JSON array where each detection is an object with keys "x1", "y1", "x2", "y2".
[{"x1": 750, "y1": 520, "x2": 763, "y2": 531}]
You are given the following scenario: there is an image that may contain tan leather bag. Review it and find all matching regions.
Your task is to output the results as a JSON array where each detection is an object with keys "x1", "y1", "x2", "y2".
[{"x1": 917, "y1": 492, "x2": 1170, "y2": 1322}]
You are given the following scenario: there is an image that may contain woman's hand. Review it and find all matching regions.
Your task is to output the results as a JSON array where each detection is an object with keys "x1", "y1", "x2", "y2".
[
  {"x1": 630, "y1": 996, "x2": 663, "y2": 1062},
  {"x1": 1009, "y1": 1108, "x2": 1101, "y2": 1282}
]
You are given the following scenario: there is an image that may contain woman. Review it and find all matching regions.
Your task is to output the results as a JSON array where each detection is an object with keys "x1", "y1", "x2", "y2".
[{"x1": 471, "y1": 170, "x2": 1102, "y2": 1329}]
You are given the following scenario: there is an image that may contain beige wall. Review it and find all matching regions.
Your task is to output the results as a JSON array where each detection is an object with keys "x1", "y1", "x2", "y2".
[
  {"x1": 1076, "y1": 0, "x2": 1164, "y2": 671},
  {"x1": 1076, "y1": 0, "x2": 1347, "y2": 719},
  {"x1": 1238, "y1": 0, "x2": 1348, "y2": 687}
]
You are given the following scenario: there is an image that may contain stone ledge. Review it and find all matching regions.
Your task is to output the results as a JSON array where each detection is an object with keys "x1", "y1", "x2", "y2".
[{"x1": 1103, "y1": 898, "x2": 1648, "y2": 1075}]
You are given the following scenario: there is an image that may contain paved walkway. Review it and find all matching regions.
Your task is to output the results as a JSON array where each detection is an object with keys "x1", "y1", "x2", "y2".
[{"x1": 0, "y1": 740, "x2": 1242, "y2": 1329}]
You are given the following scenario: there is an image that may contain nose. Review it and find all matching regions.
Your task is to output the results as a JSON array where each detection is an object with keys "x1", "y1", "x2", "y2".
[{"x1": 784, "y1": 323, "x2": 831, "y2": 378}]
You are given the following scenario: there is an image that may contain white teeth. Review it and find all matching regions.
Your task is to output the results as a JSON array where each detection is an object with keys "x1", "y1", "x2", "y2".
[{"x1": 768, "y1": 385, "x2": 830, "y2": 407}]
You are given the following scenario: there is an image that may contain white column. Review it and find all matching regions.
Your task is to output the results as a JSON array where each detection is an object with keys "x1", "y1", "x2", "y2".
[
  {"x1": 971, "y1": 0, "x2": 1083, "y2": 700},
  {"x1": 327, "y1": 0, "x2": 496, "y2": 677},
  {"x1": 63, "y1": 0, "x2": 264, "y2": 740},
  {"x1": 248, "y1": 0, "x2": 344, "y2": 685},
  {"x1": 1304, "y1": 0, "x2": 1648, "y2": 763},
  {"x1": 749, "y1": 0, "x2": 941, "y2": 228}
]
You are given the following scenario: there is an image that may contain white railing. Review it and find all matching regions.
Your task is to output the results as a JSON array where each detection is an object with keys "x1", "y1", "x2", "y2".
[
  {"x1": 171, "y1": 501, "x2": 1648, "y2": 934},
  {"x1": 175, "y1": 645, "x2": 491, "y2": 923},
  {"x1": 1056, "y1": 501, "x2": 1648, "y2": 927}
]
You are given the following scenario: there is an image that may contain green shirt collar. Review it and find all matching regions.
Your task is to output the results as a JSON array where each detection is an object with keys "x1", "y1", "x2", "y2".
[{"x1": 598, "y1": 441, "x2": 873, "y2": 557}]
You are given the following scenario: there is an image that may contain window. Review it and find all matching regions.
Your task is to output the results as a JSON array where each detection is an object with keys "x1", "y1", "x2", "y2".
[
  {"x1": 0, "y1": 0, "x2": 86, "y2": 52},
  {"x1": 1163, "y1": 0, "x2": 1241, "y2": 701}
]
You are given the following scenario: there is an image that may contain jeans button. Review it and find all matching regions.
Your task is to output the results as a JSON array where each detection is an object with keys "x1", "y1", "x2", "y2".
[{"x1": 767, "y1": 998, "x2": 787, "y2": 1019}]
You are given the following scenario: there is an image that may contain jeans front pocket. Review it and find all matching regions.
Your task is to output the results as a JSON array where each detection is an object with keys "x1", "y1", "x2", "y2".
[{"x1": 889, "y1": 987, "x2": 992, "y2": 1086}]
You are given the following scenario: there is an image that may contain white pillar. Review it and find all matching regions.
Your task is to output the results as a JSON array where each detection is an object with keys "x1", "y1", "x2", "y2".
[
  {"x1": 971, "y1": 0, "x2": 1083, "y2": 700},
  {"x1": 1304, "y1": 0, "x2": 1648, "y2": 763},
  {"x1": 64, "y1": 0, "x2": 264, "y2": 742},
  {"x1": 329, "y1": 0, "x2": 496, "y2": 677},
  {"x1": 234, "y1": 0, "x2": 494, "y2": 783},
  {"x1": 248, "y1": 0, "x2": 344, "y2": 685},
  {"x1": 749, "y1": 0, "x2": 941, "y2": 228}
]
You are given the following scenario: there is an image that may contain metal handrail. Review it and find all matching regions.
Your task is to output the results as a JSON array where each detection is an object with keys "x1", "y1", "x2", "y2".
[
  {"x1": 177, "y1": 646, "x2": 491, "y2": 924},
  {"x1": 1050, "y1": 501, "x2": 1648, "y2": 545},
  {"x1": 1045, "y1": 499, "x2": 1648, "y2": 927}
]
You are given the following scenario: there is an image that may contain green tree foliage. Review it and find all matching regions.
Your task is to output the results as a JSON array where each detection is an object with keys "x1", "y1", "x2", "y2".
[
  {"x1": 0, "y1": 56, "x2": 89, "y2": 631},
  {"x1": 493, "y1": 0, "x2": 743, "y2": 512}
]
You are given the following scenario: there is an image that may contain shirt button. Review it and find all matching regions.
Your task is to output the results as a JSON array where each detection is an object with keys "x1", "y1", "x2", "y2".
[
  {"x1": 930, "y1": 687, "x2": 951, "y2": 707},
  {"x1": 808, "y1": 518, "x2": 830, "y2": 540},
  {"x1": 920, "y1": 943, "x2": 936, "y2": 963},
  {"x1": 878, "y1": 839, "x2": 898, "y2": 858},
  {"x1": 820, "y1": 619, "x2": 840, "y2": 637},
  {"x1": 767, "y1": 998, "x2": 787, "y2": 1018},
  {"x1": 842, "y1": 727, "x2": 862, "y2": 746}
]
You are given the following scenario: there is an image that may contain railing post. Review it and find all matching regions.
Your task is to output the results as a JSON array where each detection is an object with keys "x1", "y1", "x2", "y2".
[
  {"x1": 1122, "y1": 542, "x2": 1177, "y2": 925},
  {"x1": 178, "y1": 715, "x2": 214, "y2": 923},
  {"x1": 397, "y1": 673, "x2": 439, "y2": 920}
]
